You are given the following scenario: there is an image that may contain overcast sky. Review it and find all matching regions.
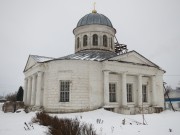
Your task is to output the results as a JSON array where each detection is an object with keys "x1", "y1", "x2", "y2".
[{"x1": 0, "y1": 0, "x2": 180, "y2": 95}]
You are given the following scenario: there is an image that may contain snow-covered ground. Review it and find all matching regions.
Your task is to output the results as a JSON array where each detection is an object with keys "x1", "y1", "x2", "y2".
[
  {"x1": 0, "y1": 102, "x2": 180, "y2": 135},
  {"x1": 0, "y1": 103, "x2": 47, "y2": 135}
]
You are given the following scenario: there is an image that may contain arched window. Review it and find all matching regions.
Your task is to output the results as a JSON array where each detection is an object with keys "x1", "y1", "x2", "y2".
[
  {"x1": 110, "y1": 38, "x2": 113, "y2": 49},
  {"x1": 77, "y1": 37, "x2": 80, "y2": 49},
  {"x1": 93, "y1": 34, "x2": 98, "y2": 46},
  {"x1": 103, "y1": 35, "x2": 107, "y2": 47},
  {"x1": 83, "y1": 35, "x2": 88, "y2": 46}
]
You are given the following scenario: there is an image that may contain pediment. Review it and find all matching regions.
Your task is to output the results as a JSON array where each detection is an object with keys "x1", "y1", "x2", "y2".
[
  {"x1": 24, "y1": 55, "x2": 37, "y2": 72},
  {"x1": 24, "y1": 55, "x2": 54, "y2": 72},
  {"x1": 108, "y1": 51, "x2": 159, "y2": 67}
]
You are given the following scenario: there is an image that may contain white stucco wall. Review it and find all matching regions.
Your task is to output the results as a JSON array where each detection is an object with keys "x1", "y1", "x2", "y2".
[
  {"x1": 43, "y1": 60, "x2": 103, "y2": 112},
  {"x1": 24, "y1": 54, "x2": 165, "y2": 114}
]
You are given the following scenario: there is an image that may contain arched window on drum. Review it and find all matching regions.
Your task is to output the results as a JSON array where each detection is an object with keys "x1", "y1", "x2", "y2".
[
  {"x1": 77, "y1": 37, "x2": 80, "y2": 49},
  {"x1": 83, "y1": 35, "x2": 88, "y2": 47},
  {"x1": 103, "y1": 35, "x2": 107, "y2": 47},
  {"x1": 93, "y1": 34, "x2": 98, "y2": 46}
]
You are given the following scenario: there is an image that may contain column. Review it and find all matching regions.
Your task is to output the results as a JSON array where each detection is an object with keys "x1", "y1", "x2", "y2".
[
  {"x1": 98, "y1": 33, "x2": 101, "y2": 46},
  {"x1": 23, "y1": 79, "x2": 27, "y2": 104},
  {"x1": 138, "y1": 75, "x2": 142, "y2": 106},
  {"x1": 151, "y1": 76, "x2": 156, "y2": 106},
  {"x1": 99, "y1": 34, "x2": 102, "y2": 46},
  {"x1": 122, "y1": 72, "x2": 127, "y2": 106},
  {"x1": 35, "y1": 72, "x2": 43, "y2": 106},
  {"x1": 89, "y1": 33, "x2": 92, "y2": 47},
  {"x1": 80, "y1": 34, "x2": 82, "y2": 49},
  {"x1": 27, "y1": 77, "x2": 32, "y2": 105},
  {"x1": 103, "y1": 70, "x2": 110, "y2": 106},
  {"x1": 108, "y1": 37, "x2": 111, "y2": 48},
  {"x1": 30, "y1": 74, "x2": 36, "y2": 106}
]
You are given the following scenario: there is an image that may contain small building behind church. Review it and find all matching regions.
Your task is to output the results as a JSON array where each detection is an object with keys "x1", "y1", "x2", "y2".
[
  {"x1": 165, "y1": 87, "x2": 180, "y2": 111},
  {"x1": 23, "y1": 9, "x2": 165, "y2": 114}
]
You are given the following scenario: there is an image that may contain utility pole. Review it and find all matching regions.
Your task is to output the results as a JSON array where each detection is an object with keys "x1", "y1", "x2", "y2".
[
  {"x1": 163, "y1": 82, "x2": 175, "y2": 112},
  {"x1": 142, "y1": 97, "x2": 147, "y2": 125}
]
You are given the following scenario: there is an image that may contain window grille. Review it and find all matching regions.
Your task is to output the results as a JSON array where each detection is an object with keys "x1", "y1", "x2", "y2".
[
  {"x1": 127, "y1": 84, "x2": 133, "y2": 102},
  {"x1": 142, "y1": 85, "x2": 147, "y2": 102},
  {"x1": 109, "y1": 83, "x2": 116, "y2": 102},
  {"x1": 60, "y1": 81, "x2": 70, "y2": 102}
]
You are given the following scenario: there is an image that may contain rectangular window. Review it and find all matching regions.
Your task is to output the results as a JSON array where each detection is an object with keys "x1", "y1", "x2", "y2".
[
  {"x1": 127, "y1": 84, "x2": 133, "y2": 102},
  {"x1": 60, "y1": 81, "x2": 70, "y2": 102},
  {"x1": 142, "y1": 85, "x2": 147, "y2": 102},
  {"x1": 109, "y1": 83, "x2": 116, "y2": 102}
]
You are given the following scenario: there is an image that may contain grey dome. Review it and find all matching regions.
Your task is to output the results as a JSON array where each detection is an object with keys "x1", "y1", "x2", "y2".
[{"x1": 77, "y1": 13, "x2": 113, "y2": 28}]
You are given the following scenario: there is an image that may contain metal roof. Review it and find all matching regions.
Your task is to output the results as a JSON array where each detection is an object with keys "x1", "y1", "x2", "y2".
[
  {"x1": 57, "y1": 50, "x2": 117, "y2": 62},
  {"x1": 31, "y1": 55, "x2": 54, "y2": 62},
  {"x1": 77, "y1": 13, "x2": 113, "y2": 28}
]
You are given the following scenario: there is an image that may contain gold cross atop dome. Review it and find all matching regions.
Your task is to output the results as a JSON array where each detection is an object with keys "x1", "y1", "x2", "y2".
[{"x1": 92, "y1": 2, "x2": 97, "y2": 13}]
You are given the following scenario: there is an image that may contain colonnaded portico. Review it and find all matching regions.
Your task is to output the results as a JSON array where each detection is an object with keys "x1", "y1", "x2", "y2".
[
  {"x1": 103, "y1": 69, "x2": 160, "y2": 114},
  {"x1": 23, "y1": 71, "x2": 44, "y2": 107}
]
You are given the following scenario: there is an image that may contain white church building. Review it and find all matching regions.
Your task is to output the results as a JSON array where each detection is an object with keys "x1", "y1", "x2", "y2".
[{"x1": 23, "y1": 9, "x2": 165, "y2": 114}]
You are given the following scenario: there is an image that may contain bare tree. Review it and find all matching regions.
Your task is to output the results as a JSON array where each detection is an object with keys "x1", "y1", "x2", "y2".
[{"x1": 5, "y1": 91, "x2": 17, "y2": 102}]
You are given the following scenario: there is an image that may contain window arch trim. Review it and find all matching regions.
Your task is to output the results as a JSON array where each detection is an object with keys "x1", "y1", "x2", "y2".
[
  {"x1": 110, "y1": 38, "x2": 113, "y2": 49},
  {"x1": 92, "y1": 34, "x2": 98, "y2": 46},
  {"x1": 83, "y1": 35, "x2": 88, "y2": 47},
  {"x1": 77, "y1": 37, "x2": 80, "y2": 49},
  {"x1": 103, "y1": 35, "x2": 108, "y2": 47}
]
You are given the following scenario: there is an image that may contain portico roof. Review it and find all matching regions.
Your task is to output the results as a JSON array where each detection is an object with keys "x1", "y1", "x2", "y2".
[{"x1": 24, "y1": 50, "x2": 165, "y2": 72}]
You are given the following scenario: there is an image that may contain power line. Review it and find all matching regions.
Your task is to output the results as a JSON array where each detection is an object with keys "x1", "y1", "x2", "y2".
[{"x1": 164, "y1": 75, "x2": 180, "y2": 76}]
